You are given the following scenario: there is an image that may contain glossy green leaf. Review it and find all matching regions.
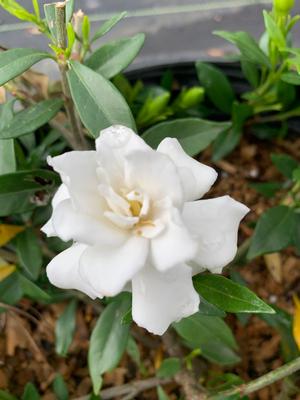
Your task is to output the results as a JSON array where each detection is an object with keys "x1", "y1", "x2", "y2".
[
  {"x1": 0, "y1": 48, "x2": 51, "y2": 86},
  {"x1": 212, "y1": 102, "x2": 253, "y2": 161},
  {"x1": 281, "y1": 72, "x2": 300, "y2": 85},
  {"x1": 142, "y1": 118, "x2": 230, "y2": 156},
  {"x1": 0, "y1": 272, "x2": 23, "y2": 305},
  {"x1": 136, "y1": 92, "x2": 170, "y2": 128},
  {"x1": 249, "y1": 182, "x2": 282, "y2": 198},
  {"x1": 248, "y1": 205, "x2": 296, "y2": 258},
  {"x1": 86, "y1": 33, "x2": 145, "y2": 79},
  {"x1": 19, "y1": 274, "x2": 50, "y2": 302},
  {"x1": 271, "y1": 153, "x2": 299, "y2": 178},
  {"x1": 92, "y1": 12, "x2": 127, "y2": 41},
  {"x1": 67, "y1": 61, "x2": 136, "y2": 137},
  {"x1": 263, "y1": 10, "x2": 285, "y2": 48},
  {"x1": 22, "y1": 383, "x2": 40, "y2": 400},
  {"x1": 241, "y1": 59, "x2": 259, "y2": 88},
  {"x1": 196, "y1": 62, "x2": 235, "y2": 114},
  {"x1": 214, "y1": 30, "x2": 271, "y2": 68},
  {"x1": 193, "y1": 274, "x2": 275, "y2": 314},
  {"x1": 66, "y1": 0, "x2": 74, "y2": 23},
  {"x1": 52, "y1": 374, "x2": 69, "y2": 400},
  {"x1": 199, "y1": 296, "x2": 226, "y2": 317},
  {"x1": 88, "y1": 293, "x2": 131, "y2": 394},
  {"x1": 0, "y1": 99, "x2": 16, "y2": 175},
  {"x1": 0, "y1": 169, "x2": 60, "y2": 217},
  {"x1": 157, "y1": 358, "x2": 181, "y2": 378},
  {"x1": 174, "y1": 313, "x2": 240, "y2": 365},
  {"x1": 0, "y1": 99, "x2": 63, "y2": 139},
  {"x1": 15, "y1": 228, "x2": 43, "y2": 280},
  {"x1": 0, "y1": 0, "x2": 38, "y2": 23},
  {"x1": 55, "y1": 300, "x2": 77, "y2": 357}
]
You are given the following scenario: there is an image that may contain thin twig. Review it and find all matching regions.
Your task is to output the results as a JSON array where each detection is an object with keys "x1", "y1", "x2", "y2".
[
  {"x1": 162, "y1": 330, "x2": 207, "y2": 400},
  {"x1": 0, "y1": 303, "x2": 41, "y2": 326},
  {"x1": 209, "y1": 356, "x2": 300, "y2": 399},
  {"x1": 54, "y1": 2, "x2": 88, "y2": 150},
  {"x1": 73, "y1": 377, "x2": 172, "y2": 400}
]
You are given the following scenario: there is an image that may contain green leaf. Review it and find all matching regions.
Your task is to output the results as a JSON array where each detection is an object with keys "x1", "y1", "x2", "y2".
[
  {"x1": 263, "y1": 10, "x2": 286, "y2": 48},
  {"x1": 142, "y1": 118, "x2": 230, "y2": 156},
  {"x1": 86, "y1": 33, "x2": 145, "y2": 79},
  {"x1": 52, "y1": 374, "x2": 69, "y2": 400},
  {"x1": 0, "y1": 390, "x2": 18, "y2": 400},
  {"x1": 196, "y1": 62, "x2": 235, "y2": 114},
  {"x1": 126, "y1": 335, "x2": 141, "y2": 367},
  {"x1": 174, "y1": 313, "x2": 240, "y2": 365},
  {"x1": 0, "y1": 0, "x2": 38, "y2": 23},
  {"x1": 88, "y1": 293, "x2": 131, "y2": 395},
  {"x1": 212, "y1": 102, "x2": 253, "y2": 161},
  {"x1": 19, "y1": 274, "x2": 50, "y2": 302},
  {"x1": 0, "y1": 272, "x2": 23, "y2": 305},
  {"x1": 136, "y1": 92, "x2": 170, "y2": 128},
  {"x1": 281, "y1": 72, "x2": 300, "y2": 85},
  {"x1": 193, "y1": 274, "x2": 275, "y2": 314},
  {"x1": 32, "y1": 0, "x2": 40, "y2": 19},
  {"x1": 157, "y1": 386, "x2": 170, "y2": 400},
  {"x1": 22, "y1": 383, "x2": 40, "y2": 400},
  {"x1": 271, "y1": 153, "x2": 299, "y2": 178},
  {"x1": 15, "y1": 228, "x2": 42, "y2": 280},
  {"x1": 214, "y1": 30, "x2": 271, "y2": 68},
  {"x1": 55, "y1": 300, "x2": 77, "y2": 357},
  {"x1": 82, "y1": 15, "x2": 91, "y2": 46},
  {"x1": 0, "y1": 48, "x2": 51, "y2": 86},
  {"x1": 66, "y1": 0, "x2": 74, "y2": 23},
  {"x1": 248, "y1": 205, "x2": 296, "y2": 258},
  {"x1": 157, "y1": 358, "x2": 181, "y2": 378},
  {"x1": 0, "y1": 99, "x2": 63, "y2": 139},
  {"x1": 0, "y1": 99, "x2": 16, "y2": 175},
  {"x1": 172, "y1": 86, "x2": 205, "y2": 110},
  {"x1": 249, "y1": 182, "x2": 282, "y2": 198},
  {"x1": 67, "y1": 61, "x2": 136, "y2": 137},
  {"x1": 92, "y1": 12, "x2": 127, "y2": 41},
  {"x1": 0, "y1": 169, "x2": 60, "y2": 217},
  {"x1": 198, "y1": 296, "x2": 226, "y2": 318},
  {"x1": 241, "y1": 59, "x2": 259, "y2": 88},
  {"x1": 44, "y1": 3, "x2": 57, "y2": 40}
]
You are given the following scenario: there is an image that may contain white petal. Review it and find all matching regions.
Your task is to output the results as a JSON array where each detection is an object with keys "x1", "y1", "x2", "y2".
[
  {"x1": 183, "y1": 196, "x2": 250, "y2": 273},
  {"x1": 151, "y1": 208, "x2": 197, "y2": 271},
  {"x1": 41, "y1": 184, "x2": 69, "y2": 236},
  {"x1": 132, "y1": 263, "x2": 199, "y2": 335},
  {"x1": 46, "y1": 244, "x2": 101, "y2": 299},
  {"x1": 51, "y1": 199, "x2": 128, "y2": 246},
  {"x1": 79, "y1": 236, "x2": 149, "y2": 297},
  {"x1": 48, "y1": 151, "x2": 102, "y2": 217},
  {"x1": 96, "y1": 125, "x2": 151, "y2": 189},
  {"x1": 96, "y1": 125, "x2": 150, "y2": 155},
  {"x1": 157, "y1": 138, "x2": 217, "y2": 201},
  {"x1": 125, "y1": 150, "x2": 183, "y2": 206}
]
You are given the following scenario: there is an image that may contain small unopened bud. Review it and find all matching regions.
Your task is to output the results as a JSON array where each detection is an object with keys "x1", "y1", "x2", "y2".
[{"x1": 274, "y1": 0, "x2": 295, "y2": 13}]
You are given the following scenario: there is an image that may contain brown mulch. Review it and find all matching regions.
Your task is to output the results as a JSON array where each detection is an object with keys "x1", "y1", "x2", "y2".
[{"x1": 1, "y1": 135, "x2": 300, "y2": 399}]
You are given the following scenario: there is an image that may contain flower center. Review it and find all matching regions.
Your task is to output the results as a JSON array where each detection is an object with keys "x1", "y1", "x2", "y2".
[{"x1": 129, "y1": 199, "x2": 142, "y2": 217}]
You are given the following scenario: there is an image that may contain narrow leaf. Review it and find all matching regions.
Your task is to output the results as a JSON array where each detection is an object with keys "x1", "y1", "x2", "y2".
[
  {"x1": 196, "y1": 62, "x2": 235, "y2": 114},
  {"x1": 92, "y1": 12, "x2": 127, "y2": 41},
  {"x1": 67, "y1": 61, "x2": 136, "y2": 137},
  {"x1": 0, "y1": 99, "x2": 63, "y2": 139},
  {"x1": 142, "y1": 118, "x2": 230, "y2": 156},
  {"x1": 193, "y1": 274, "x2": 275, "y2": 314},
  {"x1": 55, "y1": 300, "x2": 77, "y2": 357},
  {"x1": 88, "y1": 293, "x2": 131, "y2": 394},
  {"x1": 248, "y1": 205, "x2": 296, "y2": 258},
  {"x1": 86, "y1": 33, "x2": 145, "y2": 79},
  {"x1": 0, "y1": 48, "x2": 51, "y2": 86},
  {"x1": 15, "y1": 228, "x2": 43, "y2": 280}
]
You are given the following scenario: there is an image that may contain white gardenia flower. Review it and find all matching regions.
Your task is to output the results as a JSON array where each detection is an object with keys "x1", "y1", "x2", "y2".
[{"x1": 42, "y1": 125, "x2": 249, "y2": 335}]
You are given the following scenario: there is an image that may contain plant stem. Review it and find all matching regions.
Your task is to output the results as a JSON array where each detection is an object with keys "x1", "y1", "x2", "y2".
[
  {"x1": 209, "y1": 356, "x2": 300, "y2": 399},
  {"x1": 54, "y1": 2, "x2": 88, "y2": 150}
]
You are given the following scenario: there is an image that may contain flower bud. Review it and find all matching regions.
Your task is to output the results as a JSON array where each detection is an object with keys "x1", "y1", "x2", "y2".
[{"x1": 274, "y1": 0, "x2": 295, "y2": 13}]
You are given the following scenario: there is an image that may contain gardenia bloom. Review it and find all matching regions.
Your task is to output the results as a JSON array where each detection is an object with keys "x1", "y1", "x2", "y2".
[{"x1": 42, "y1": 125, "x2": 249, "y2": 335}]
